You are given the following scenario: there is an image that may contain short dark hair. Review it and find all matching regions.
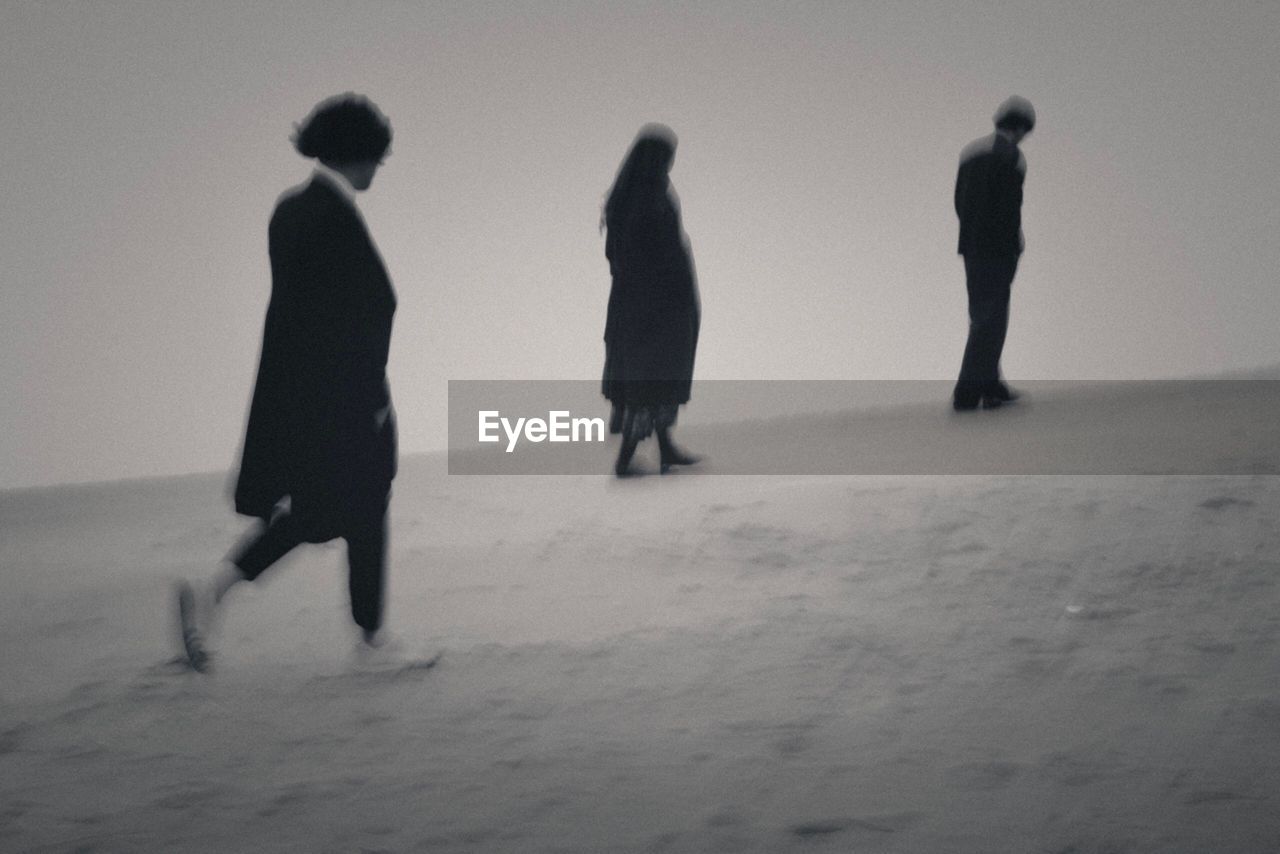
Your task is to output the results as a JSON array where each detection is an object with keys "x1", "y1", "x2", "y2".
[{"x1": 292, "y1": 93, "x2": 392, "y2": 164}]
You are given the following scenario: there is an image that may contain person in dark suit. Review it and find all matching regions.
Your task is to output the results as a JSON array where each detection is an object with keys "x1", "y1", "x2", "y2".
[
  {"x1": 601, "y1": 124, "x2": 702, "y2": 477},
  {"x1": 177, "y1": 94, "x2": 397, "y2": 671},
  {"x1": 952, "y1": 95, "x2": 1035, "y2": 411}
]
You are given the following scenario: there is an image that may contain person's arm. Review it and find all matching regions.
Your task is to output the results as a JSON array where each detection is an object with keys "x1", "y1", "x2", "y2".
[
  {"x1": 993, "y1": 150, "x2": 1025, "y2": 254},
  {"x1": 279, "y1": 202, "x2": 389, "y2": 419}
]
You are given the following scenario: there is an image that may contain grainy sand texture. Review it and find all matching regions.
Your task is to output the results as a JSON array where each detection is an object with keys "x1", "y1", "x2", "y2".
[{"x1": 2, "y1": 388, "x2": 1279, "y2": 853}]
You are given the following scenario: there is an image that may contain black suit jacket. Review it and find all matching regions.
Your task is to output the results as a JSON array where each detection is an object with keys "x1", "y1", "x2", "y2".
[
  {"x1": 955, "y1": 133, "x2": 1026, "y2": 258},
  {"x1": 234, "y1": 177, "x2": 397, "y2": 538}
]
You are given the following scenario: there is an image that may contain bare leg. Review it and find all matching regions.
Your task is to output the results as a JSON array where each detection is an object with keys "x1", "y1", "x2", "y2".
[
  {"x1": 176, "y1": 563, "x2": 242, "y2": 672},
  {"x1": 211, "y1": 562, "x2": 244, "y2": 604},
  {"x1": 194, "y1": 562, "x2": 245, "y2": 635},
  {"x1": 177, "y1": 515, "x2": 301, "y2": 671}
]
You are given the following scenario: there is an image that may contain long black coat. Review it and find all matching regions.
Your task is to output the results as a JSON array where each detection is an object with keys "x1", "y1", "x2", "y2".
[
  {"x1": 233, "y1": 177, "x2": 396, "y2": 540},
  {"x1": 602, "y1": 193, "x2": 700, "y2": 407},
  {"x1": 955, "y1": 133, "x2": 1026, "y2": 258}
]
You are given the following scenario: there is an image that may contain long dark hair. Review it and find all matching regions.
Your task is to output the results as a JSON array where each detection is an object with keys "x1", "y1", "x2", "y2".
[{"x1": 601, "y1": 124, "x2": 677, "y2": 235}]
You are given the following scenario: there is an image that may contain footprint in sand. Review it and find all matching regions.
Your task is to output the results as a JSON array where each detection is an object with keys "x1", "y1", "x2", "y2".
[
  {"x1": 788, "y1": 812, "x2": 922, "y2": 837},
  {"x1": 1199, "y1": 496, "x2": 1256, "y2": 510},
  {"x1": 791, "y1": 819, "x2": 859, "y2": 836},
  {"x1": 1188, "y1": 639, "x2": 1236, "y2": 655}
]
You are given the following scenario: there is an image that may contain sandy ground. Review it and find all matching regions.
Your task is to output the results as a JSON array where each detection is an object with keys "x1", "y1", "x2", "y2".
[{"x1": 2, "y1": 389, "x2": 1279, "y2": 853}]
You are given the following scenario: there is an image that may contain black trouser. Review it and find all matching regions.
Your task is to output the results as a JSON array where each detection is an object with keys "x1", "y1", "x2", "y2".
[
  {"x1": 955, "y1": 254, "x2": 1018, "y2": 402},
  {"x1": 230, "y1": 497, "x2": 389, "y2": 634}
]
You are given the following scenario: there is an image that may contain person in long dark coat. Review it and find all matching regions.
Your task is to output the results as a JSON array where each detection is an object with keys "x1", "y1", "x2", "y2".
[
  {"x1": 176, "y1": 94, "x2": 397, "y2": 671},
  {"x1": 952, "y1": 95, "x2": 1035, "y2": 411},
  {"x1": 601, "y1": 124, "x2": 702, "y2": 477}
]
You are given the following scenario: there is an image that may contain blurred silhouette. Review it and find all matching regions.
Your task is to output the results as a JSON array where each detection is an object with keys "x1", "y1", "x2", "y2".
[
  {"x1": 601, "y1": 124, "x2": 702, "y2": 476},
  {"x1": 177, "y1": 94, "x2": 397, "y2": 672},
  {"x1": 952, "y1": 95, "x2": 1035, "y2": 411}
]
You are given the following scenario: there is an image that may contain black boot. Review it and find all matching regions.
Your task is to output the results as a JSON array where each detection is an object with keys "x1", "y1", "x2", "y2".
[
  {"x1": 984, "y1": 381, "x2": 1021, "y2": 405},
  {"x1": 657, "y1": 428, "x2": 701, "y2": 473},
  {"x1": 615, "y1": 436, "x2": 639, "y2": 477},
  {"x1": 953, "y1": 380, "x2": 982, "y2": 412},
  {"x1": 609, "y1": 403, "x2": 624, "y2": 435}
]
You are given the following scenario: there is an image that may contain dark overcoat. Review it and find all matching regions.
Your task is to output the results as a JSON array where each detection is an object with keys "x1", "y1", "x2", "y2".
[
  {"x1": 955, "y1": 133, "x2": 1026, "y2": 258},
  {"x1": 602, "y1": 193, "x2": 700, "y2": 407},
  {"x1": 233, "y1": 177, "x2": 396, "y2": 540}
]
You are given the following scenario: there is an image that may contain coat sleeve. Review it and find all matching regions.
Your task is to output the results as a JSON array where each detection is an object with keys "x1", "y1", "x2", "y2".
[{"x1": 990, "y1": 150, "x2": 1025, "y2": 255}]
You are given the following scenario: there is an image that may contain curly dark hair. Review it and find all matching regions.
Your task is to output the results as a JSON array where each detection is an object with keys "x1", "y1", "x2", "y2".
[{"x1": 292, "y1": 93, "x2": 392, "y2": 164}]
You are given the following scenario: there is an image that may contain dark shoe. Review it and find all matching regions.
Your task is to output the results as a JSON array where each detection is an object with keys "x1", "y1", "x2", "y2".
[
  {"x1": 952, "y1": 379, "x2": 983, "y2": 412},
  {"x1": 176, "y1": 581, "x2": 211, "y2": 673},
  {"x1": 615, "y1": 437, "x2": 639, "y2": 478},
  {"x1": 361, "y1": 628, "x2": 403, "y2": 653},
  {"x1": 986, "y1": 382, "x2": 1022, "y2": 404},
  {"x1": 659, "y1": 449, "x2": 702, "y2": 474},
  {"x1": 656, "y1": 428, "x2": 700, "y2": 473}
]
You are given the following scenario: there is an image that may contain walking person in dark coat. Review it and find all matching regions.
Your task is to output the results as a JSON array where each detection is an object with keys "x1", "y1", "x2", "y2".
[
  {"x1": 601, "y1": 124, "x2": 702, "y2": 477},
  {"x1": 952, "y1": 96, "x2": 1035, "y2": 411},
  {"x1": 177, "y1": 94, "x2": 397, "y2": 671}
]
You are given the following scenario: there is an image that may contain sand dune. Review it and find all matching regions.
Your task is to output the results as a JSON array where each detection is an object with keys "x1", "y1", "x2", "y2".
[{"x1": 2, "y1": 384, "x2": 1279, "y2": 852}]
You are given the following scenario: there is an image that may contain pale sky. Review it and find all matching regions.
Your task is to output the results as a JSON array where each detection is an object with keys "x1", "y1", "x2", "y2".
[{"x1": 3, "y1": 1, "x2": 1278, "y2": 489}]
